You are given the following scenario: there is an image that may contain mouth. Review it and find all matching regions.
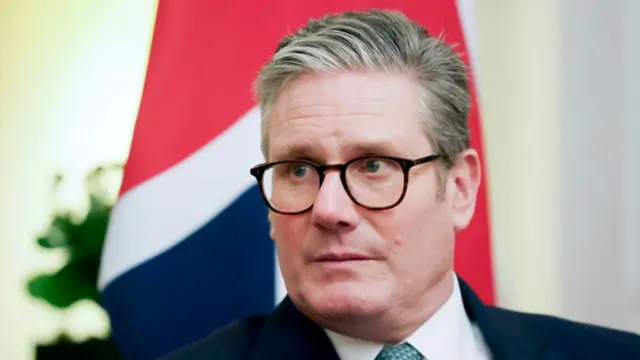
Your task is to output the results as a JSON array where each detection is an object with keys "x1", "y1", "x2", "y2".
[{"x1": 313, "y1": 252, "x2": 376, "y2": 262}]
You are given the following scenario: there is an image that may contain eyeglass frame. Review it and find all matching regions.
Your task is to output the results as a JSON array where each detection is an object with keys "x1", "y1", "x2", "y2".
[{"x1": 249, "y1": 153, "x2": 441, "y2": 215}]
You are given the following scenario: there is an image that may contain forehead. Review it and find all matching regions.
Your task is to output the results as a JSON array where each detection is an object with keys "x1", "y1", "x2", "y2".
[{"x1": 268, "y1": 71, "x2": 429, "y2": 161}]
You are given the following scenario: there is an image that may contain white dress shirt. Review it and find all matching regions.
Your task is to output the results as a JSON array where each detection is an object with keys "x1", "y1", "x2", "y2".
[{"x1": 324, "y1": 273, "x2": 493, "y2": 360}]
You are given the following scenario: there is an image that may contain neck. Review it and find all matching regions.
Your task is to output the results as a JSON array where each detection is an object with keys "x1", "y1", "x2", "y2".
[{"x1": 314, "y1": 270, "x2": 455, "y2": 344}]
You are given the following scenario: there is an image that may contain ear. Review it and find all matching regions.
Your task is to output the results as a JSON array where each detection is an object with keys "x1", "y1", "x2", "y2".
[{"x1": 448, "y1": 149, "x2": 482, "y2": 232}]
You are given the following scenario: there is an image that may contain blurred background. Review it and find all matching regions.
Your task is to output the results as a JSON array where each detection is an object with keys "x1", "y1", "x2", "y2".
[{"x1": 1, "y1": 0, "x2": 638, "y2": 359}]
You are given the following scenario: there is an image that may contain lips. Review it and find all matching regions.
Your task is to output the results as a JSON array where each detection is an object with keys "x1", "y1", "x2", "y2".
[{"x1": 314, "y1": 252, "x2": 374, "y2": 262}]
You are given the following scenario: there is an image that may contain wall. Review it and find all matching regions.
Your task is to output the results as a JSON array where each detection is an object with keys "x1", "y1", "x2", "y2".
[
  {"x1": 559, "y1": 0, "x2": 640, "y2": 333},
  {"x1": 478, "y1": 0, "x2": 640, "y2": 334},
  {"x1": 475, "y1": 0, "x2": 562, "y2": 315},
  {"x1": 0, "y1": 1, "x2": 158, "y2": 359}
]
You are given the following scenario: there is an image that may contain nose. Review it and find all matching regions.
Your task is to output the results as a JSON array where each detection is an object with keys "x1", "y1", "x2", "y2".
[{"x1": 310, "y1": 171, "x2": 360, "y2": 232}]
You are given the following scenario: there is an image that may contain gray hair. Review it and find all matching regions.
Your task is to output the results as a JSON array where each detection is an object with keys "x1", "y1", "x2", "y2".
[{"x1": 254, "y1": 9, "x2": 471, "y2": 185}]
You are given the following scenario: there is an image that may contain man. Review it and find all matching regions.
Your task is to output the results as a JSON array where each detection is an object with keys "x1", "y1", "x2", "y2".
[{"x1": 162, "y1": 9, "x2": 640, "y2": 360}]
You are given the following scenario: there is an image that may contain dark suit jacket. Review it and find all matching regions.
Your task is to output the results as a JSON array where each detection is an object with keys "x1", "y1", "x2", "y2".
[{"x1": 159, "y1": 278, "x2": 640, "y2": 359}]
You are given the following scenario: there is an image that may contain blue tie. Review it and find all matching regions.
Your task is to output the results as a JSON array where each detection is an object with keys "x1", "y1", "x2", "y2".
[{"x1": 374, "y1": 343, "x2": 423, "y2": 360}]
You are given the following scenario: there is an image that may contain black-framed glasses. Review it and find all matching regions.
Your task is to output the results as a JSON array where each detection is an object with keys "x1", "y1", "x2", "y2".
[{"x1": 249, "y1": 154, "x2": 440, "y2": 215}]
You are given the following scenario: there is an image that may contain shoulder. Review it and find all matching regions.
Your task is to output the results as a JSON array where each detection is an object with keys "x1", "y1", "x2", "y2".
[
  {"x1": 487, "y1": 305, "x2": 640, "y2": 356},
  {"x1": 158, "y1": 315, "x2": 268, "y2": 360}
]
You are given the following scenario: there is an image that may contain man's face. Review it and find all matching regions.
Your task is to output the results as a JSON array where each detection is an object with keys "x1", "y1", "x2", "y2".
[{"x1": 267, "y1": 70, "x2": 480, "y2": 324}]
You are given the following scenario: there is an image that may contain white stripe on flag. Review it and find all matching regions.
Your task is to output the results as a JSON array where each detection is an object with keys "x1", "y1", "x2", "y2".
[
  {"x1": 99, "y1": 106, "x2": 264, "y2": 290},
  {"x1": 457, "y1": 0, "x2": 481, "y2": 80}
]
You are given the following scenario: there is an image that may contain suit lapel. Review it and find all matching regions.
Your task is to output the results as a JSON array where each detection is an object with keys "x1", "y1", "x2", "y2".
[
  {"x1": 248, "y1": 297, "x2": 340, "y2": 360},
  {"x1": 458, "y1": 278, "x2": 555, "y2": 360}
]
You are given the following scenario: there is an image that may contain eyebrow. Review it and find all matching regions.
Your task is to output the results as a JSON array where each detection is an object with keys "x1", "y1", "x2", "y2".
[
  {"x1": 270, "y1": 140, "x2": 404, "y2": 163},
  {"x1": 270, "y1": 143, "x2": 317, "y2": 162}
]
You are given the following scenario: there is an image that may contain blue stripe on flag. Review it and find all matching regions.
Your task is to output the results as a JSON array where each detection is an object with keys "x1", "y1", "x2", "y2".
[{"x1": 101, "y1": 185, "x2": 275, "y2": 360}]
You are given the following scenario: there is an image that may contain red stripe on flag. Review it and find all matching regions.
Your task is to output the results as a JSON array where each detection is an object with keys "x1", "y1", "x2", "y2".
[{"x1": 121, "y1": 0, "x2": 494, "y2": 303}]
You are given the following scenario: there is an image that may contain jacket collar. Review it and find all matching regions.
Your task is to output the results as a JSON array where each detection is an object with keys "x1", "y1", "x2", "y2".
[
  {"x1": 249, "y1": 277, "x2": 550, "y2": 360},
  {"x1": 248, "y1": 297, "x2": 340, "y2": 360},
  {"x1": 457, "y1": 278, "x2": 550, "y2": 360}
]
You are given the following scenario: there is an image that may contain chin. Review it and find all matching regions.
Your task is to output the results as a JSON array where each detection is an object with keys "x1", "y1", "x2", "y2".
[{"x1": 294, "y1": 279, "x2": 391, "y2": 320}]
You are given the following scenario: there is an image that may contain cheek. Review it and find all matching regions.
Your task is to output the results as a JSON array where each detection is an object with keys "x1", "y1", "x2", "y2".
[
  {"x1": 368, "y1": 208, "x2": 424, "y2": 260},
  {"x1": 371, "y1": 195, "x2": 452, "y2": 262},
  {"x1": 271, "y1": 215, "x2": 308, "y2": 260},
  {"x1": 381, "y1": 195, "x2": 433, "y2": 242}
]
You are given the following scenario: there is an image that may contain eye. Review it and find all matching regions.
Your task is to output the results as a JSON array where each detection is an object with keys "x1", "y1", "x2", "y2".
[
  {"x1": 363, "y1": 159, "x2": 381, "y2": 173},
  {"x1": 352, "y1": 157, "x2": 394, "y2": 175},
  {"x1": 290, "y1": 163, "x2": 310, "y2": 177}
]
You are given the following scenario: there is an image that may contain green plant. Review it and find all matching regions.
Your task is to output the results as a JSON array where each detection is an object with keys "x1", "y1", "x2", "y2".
[{"x1": 27, "y1": 163, "x2": 123, "y2": 359}]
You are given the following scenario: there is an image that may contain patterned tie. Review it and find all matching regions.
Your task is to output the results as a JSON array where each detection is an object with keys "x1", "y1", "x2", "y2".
[{"x1": 374, "y1": 343, "x2": 423, "y2": 360}]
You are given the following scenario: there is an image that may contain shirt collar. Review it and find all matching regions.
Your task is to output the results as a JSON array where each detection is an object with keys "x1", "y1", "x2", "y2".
[
  {"x1": 324, "y1": 329, "x2": 384, "y2": 360},
  {"x1": 324, "y1": 273, "x2": 478, "y2": 360}
]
